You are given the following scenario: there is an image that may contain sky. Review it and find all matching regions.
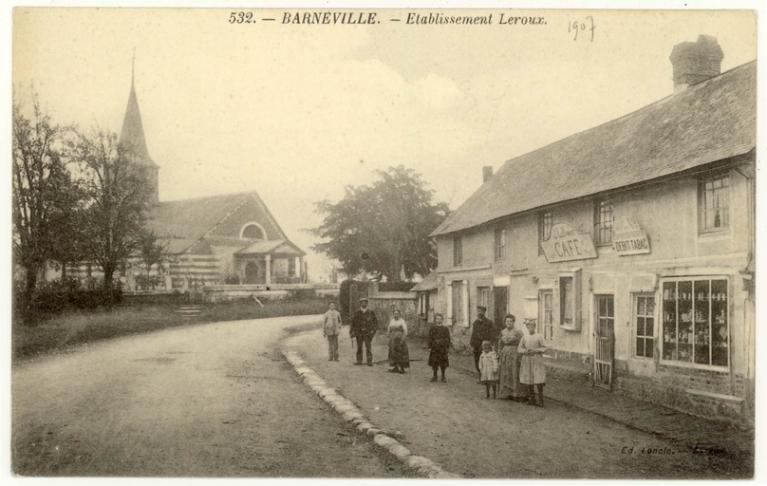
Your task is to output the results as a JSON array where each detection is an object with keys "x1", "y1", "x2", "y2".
[{"x1": 12, "y1": 8, "x2": 756, "y2": 280}]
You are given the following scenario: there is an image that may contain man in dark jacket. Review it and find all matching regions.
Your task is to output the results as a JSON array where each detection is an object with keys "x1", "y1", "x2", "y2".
[
  {"x1": 350, "y1": 297, "x2": 378, "y2": 366},
  {"x1": 469, "y1": 305, "x2": 499, "y2": 373}
]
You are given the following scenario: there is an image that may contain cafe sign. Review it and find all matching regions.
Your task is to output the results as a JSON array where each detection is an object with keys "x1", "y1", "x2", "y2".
[
  {"x1": 541, "y1": 223, "x2": 597, "y2": 263},
  {"x1": 613, "y1": 227, "x2": 651, "y2": 256}
]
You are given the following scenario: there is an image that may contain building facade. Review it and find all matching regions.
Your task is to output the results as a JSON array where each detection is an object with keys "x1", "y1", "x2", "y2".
[{"x1": 430, "y1": 37, "x2": 755, "y2": 424}]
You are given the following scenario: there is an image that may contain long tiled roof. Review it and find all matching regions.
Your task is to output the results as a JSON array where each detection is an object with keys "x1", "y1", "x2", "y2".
[{"x1": 431, "y1": 61, "x2": 756, "y2": 237}]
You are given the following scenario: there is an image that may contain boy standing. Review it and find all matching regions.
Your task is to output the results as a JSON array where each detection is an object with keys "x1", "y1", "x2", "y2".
[{"x1": 323, "y1": 302, "x2": 342, "y2": 361}]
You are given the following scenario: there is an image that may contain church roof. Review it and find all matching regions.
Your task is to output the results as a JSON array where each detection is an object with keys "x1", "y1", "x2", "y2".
[
  {"x1": 431, "y1": 61, "x2": 756, "y2": 237},
  {"x1": 119, "y1": 71, "x2": 157, "y2": 167},
  {"x1": 147, "y1": 191, "x2": 301, "y2": 255}
]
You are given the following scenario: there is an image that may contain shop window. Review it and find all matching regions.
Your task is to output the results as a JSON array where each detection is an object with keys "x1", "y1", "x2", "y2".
[
  {"x1": 661, "y1": 278, "x2": 728, "y2": 368},
  {"x1": 539, "y1": 290, "x2": 554, "y2": 340},
  {"x1": 538, "y1": 211, "x2": 553, "y2": 255},
  {"x1": 494, "y1": 227, "x2": 506, "y2": 261},
  {"x1": 558, "y1": 272, "x2": 582, "y2": 330},
  {"x1": 699, "y1": 173, "x2": 729, "y2": 232},
  {"x1": 593, "y1": 198, "x2": 614, "y2": 245},
  {"x1": 634, "y1": 294, "x2": 655, "y2": 358},
  {"x1": 453, "y1": 236, "x2": 463, "y2": 266}
]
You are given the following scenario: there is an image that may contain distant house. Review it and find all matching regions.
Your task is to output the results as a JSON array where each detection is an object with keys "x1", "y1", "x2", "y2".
[
  {"x1": 63, "y1": 69, "x2": 306, "y2": 290},
  {"x1": 429, "y1": 36, "x2": 755, "y2": 425}
]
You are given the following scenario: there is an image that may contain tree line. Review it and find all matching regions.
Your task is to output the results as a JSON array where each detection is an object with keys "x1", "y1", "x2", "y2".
[{"x1": 12, "y1": 93, "x2": 163, "y2": 318}]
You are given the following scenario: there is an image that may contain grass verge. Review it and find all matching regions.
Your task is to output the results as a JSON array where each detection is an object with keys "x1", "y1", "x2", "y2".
[{"x1": 13, "y1": 297, "x2": 331, "y2": 361}]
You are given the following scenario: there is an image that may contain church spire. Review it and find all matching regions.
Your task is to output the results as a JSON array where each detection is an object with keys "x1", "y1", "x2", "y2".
[
  {"x1": 119, "y1": 52, "x2": 159, "y2": 204},
  {"x1": 131, "y1": 47, "x2": 135, "y2": 90},
  {"x1": 119, "y1": 51, "x2": 154, "y2": 165}
]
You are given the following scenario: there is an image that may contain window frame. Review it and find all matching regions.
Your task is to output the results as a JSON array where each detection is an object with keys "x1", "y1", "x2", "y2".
[
  {"x1": 698, "y1": 172, "x2": 730, "y2": 234},
  {"x1": 633, "y1": 293, "x2": 656, "y2": 360},
  {"x1": 453, "y1": 235, "x2": 463, "y2": 267},
  {"x1": 593, "y1": 198, "x2": 614, "y2": 246},
  {"x1": 494, "y1": 226, "x2": 506, "y2": 261},
  {"x1": 659, "y1": 276, "x2": 730, "y2": 372},
  {"x1": 240, "y1": 221, "x2": 267, "y2": 240},
  {"x1": 538, "y1": 211, "x2": 553, "y2": 255}
]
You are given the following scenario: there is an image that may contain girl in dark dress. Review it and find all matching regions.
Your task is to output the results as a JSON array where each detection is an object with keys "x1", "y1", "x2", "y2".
[{"x1": 428, "y1": 313, "x2": 452, "y2": 382}]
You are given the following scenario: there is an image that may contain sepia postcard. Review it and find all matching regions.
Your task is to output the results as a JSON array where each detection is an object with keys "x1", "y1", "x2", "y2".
[{"x1": 6, "y1": 2, "x2": 763, "y2": 482}]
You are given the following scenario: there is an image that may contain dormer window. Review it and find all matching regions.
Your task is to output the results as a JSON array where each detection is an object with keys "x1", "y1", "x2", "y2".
[{"x1": 240, "y1": 223, "x2": 265, "y2": 240}]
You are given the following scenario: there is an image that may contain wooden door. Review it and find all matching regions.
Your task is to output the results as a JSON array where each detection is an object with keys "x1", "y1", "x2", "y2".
[{"x1": 594, "y1": 295, "x2": 615, "y2": 390}]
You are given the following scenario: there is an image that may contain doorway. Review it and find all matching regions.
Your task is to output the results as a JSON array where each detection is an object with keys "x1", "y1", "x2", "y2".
[
  {"x1": 493, "y1": 286, "x2": 508, "y2": 324},
  {"x1": 244, "y1": 261, "x2": 262, "y2": 284},
  {"x1": 594, "y1": 294, "x2": 615, "y2": 390},
  {"x1": 451, "y1": 282, "x2": 464, "y2": 325}
]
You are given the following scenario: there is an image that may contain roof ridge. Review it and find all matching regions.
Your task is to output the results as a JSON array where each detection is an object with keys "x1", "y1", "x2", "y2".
[
  {"x1": 158, "y1": 190, "x2": 261, "y2": 205},
  {"x1": 494, "y1": 60, "x2": 756, "y2": 181}
]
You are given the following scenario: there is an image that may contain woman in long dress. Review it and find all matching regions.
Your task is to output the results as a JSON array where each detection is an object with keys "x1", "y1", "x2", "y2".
[
  {"x1": 387, "y1": 308, "x2": 410, "y2": 374},
  {"x1": 498, "y1": 314, "x2": 526, "y2": 400},
  {"x1": 518, "y1": 318, "x2": 547, "y2": 407},
  {"x1": 427, "y1": 313, "x2": 451, "y2": 382}
]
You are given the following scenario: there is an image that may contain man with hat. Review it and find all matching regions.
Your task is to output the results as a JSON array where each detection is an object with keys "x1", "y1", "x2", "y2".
[
  {"x1": 350, "y1": 297, "x2": 378, "y2": 366},
  {"x1": 469, "y1": 305, "x2": 500, "y2": 375}
]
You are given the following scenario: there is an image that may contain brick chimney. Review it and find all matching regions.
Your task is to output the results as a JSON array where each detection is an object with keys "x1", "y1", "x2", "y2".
[
  {"x1": 482, "y1": 166, "x2": 493, "y2": 183},
  {"x1": 669, "y1": 35, "x2": 724, "y2": 93}
]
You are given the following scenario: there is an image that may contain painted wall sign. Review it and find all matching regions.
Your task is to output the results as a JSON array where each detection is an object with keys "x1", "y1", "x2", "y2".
[
  {"x1": 613, "y1": 228, "x2": 651, "y2": 256},
  {"x1": 541, "y1": 223, "x2": 597, "y2": 263}
]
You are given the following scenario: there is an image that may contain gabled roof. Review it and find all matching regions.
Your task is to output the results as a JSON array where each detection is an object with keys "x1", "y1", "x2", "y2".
[
  {"x1": 148, "y1": 192, "x2": 253, "y2": 242},
  {"x1": 148, "y1": 191, "x2": 300, "y2": 255},
  {"x1": 431, "y1": 61, "x2": 756, "y2": 237}
]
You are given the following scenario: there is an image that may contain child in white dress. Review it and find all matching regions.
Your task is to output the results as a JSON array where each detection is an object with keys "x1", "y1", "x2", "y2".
[{"x1": 478, "y1": 340, "x2": 499, "y2": 399}]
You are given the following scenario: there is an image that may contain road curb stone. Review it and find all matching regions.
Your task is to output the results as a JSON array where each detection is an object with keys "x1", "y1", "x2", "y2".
[{"x1": 282, "y1": 349, "x2": 461, "y2": 478}]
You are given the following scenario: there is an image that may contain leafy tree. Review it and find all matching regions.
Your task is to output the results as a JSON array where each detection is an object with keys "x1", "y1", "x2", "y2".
[
  {"x1": 68, "y1": 129, "x2": 152, "y2": 302},
  {"x1": 312, "y1": 166, "x2": 449, "y2": 282},
  {"x1": 12, "y1": 96, "x2": 82, "y2": 314},
  {"x1": 137, "y1": 229, "x2": 166, "y2": 290}
]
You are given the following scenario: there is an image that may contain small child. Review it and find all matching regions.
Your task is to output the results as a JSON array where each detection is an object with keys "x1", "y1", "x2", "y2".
[
  {"x1": 478, "y1": 340, "x2": 499, "y2": 398},
  {"x1": 323, "y1": 302, "x2": 342, "y2": 361}
]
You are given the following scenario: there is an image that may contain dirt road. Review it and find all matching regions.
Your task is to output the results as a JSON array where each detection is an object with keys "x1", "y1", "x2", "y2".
[{"x1": 12, "y1": 315, "x2": 402, "y2": 477}]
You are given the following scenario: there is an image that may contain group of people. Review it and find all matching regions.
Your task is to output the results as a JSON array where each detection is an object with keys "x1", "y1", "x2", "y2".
[
  {"x1": 472, "y1": 305, "x2": 547, "y2": 406},
  {"x1": 321, "y1": 300, "x2": 547, "y2": 407}
]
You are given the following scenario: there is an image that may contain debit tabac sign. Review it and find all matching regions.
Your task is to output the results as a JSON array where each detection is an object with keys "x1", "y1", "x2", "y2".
[
  {"x1": 541, "y1": 223, "x2": 597, "y2": 263},
  {"x1": 612, "y1": 225, "x2": 651, "y2": 256}
]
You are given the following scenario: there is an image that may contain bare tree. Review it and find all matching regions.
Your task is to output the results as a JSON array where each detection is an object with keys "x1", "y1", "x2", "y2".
[
  {"x1": 12, "y1": 96, "x2": 80, "y2": 313},
  {"x1": 69, "y1": 129, "x2": 152, "y2": 302}
]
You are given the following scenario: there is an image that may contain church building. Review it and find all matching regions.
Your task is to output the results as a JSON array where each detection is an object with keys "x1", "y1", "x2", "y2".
[{"x1": 67, "y1": 69, "x2": 306, "y2": 290}]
